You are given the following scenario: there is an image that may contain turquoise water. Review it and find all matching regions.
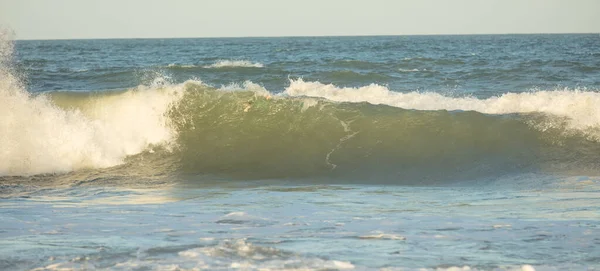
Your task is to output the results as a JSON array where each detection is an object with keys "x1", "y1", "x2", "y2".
[{"x1": 1, "y1": 34, "x2": 600, "y2": 270}]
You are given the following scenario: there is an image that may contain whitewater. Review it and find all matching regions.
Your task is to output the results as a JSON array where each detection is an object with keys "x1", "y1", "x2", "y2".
[{"x1": 1, "y1": 34, "x2": 600, "y2": 270}]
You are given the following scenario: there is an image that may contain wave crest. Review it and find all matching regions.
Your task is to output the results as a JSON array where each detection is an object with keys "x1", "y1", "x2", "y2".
[
  {"x1": 0, "y1": 77, "x2": 185, "y2": 176},
  {"x1": 4, "y1": 76, "x2": 600, "y2": 180},
  {"x1": 203, "y1": 60, "x2": 264, "y2": 68},
  {"x1": 284, "y1": 79, "x2": 600, "y2": 141}
]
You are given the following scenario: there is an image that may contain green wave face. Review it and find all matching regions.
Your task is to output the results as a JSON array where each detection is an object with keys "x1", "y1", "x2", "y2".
[
  {"x1": 21, "y1": 82, "x2": 600, "y2": 184},
  {"x1": 160, "y1": 83, "x2": 599, "y2": 183}
]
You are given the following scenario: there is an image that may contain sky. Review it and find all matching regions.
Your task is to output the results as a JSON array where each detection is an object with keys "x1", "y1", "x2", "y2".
[{"x1": 1, "y1": 0, "x2": 599, "y2": 40}]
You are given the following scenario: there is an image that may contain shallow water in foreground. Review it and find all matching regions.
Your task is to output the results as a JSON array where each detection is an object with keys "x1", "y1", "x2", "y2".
[{"x1": 2, "y1": 174, "x2": 600, "y2": 270}]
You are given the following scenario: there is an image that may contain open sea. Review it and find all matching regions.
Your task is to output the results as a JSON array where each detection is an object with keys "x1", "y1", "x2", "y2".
[{"x1": 1, "y1": 34, "x2": 600, "y2": 270}]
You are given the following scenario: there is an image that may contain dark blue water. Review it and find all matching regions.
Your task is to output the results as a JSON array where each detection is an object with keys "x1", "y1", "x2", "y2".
[{"x1": 16, "y1": 34, "x2": 600, "y2": 95}]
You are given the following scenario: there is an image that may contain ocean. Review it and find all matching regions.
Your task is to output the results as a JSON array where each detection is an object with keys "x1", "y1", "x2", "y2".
[{"x1": 1, "y1": 34, "x2": 600, "y2": 270}]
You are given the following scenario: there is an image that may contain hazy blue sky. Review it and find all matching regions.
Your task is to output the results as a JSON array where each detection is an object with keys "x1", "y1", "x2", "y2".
[{"x1": 1, "y1": 0, "x2": 599, "y2": 39}]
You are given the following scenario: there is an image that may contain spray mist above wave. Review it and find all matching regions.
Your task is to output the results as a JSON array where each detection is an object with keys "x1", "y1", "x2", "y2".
[
  {"x1": 203, "y1": 60, "x2": 264, "y2": 68},
  {"x1": 284, "y1": 79, "x2": 600, "y2": 141}
]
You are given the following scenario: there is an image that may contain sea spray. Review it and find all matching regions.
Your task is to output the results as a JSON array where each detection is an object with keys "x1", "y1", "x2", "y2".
[{"x1": 0, "y1": 34, "x2": 185, "y2": 176}]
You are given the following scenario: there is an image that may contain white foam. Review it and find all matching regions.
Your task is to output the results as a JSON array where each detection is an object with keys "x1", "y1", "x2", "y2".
[
  {"x1": 219, "y1": 80, "x2": 270, "y2": 94},
  {"x1": 0, "y1": 75, "x2": 186, "y2": 176},
  {"x1": 176, "y1": 239, "x2": 355, "y2": 270},
  {"x1": 216, "y1": 211, "x2": 270, "y2": 225},
  {"x1": 398, "y1": 68, "x2": 422, "y2": 72},
  {"x1": 167, "y1": 63, "x2": 196, "y2": 68},
  {"x1": 430, "y1": 265, "x2": 537, "y2": 271},
  {"x1": 358, "y1": 232, "x2": 406, "y2": 240},
  {"x1": 217, "y1": 80, "x2": 275, "y2": 108},
  {"x1": 223, "y1": 211, "x2": 248, "y2": 217},
  {"x1": 204, "y1": 60, "x2": 264, "y2": 68},
  {"x1": 493, "y1": 224, "x2": 512, "y2": 229},
  {"x1": 284, "y1": 79, "x2": 600, "y2": 140}
]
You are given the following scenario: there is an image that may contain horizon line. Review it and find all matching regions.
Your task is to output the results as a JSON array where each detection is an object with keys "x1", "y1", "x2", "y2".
[{"x1": 15, "y1": 32, "x2": 600, "y2": 41}]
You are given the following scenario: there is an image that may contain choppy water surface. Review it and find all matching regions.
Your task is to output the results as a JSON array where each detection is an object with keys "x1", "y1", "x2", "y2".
[{"x1": 1, "y1": 34, "x2": 600, "y2": 270}]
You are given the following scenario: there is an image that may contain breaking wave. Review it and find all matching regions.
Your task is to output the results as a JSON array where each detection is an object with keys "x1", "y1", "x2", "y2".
[
  {"x1": 4, "y1": 75, "x2": 600, "y2": 182},
  {"x1": 3, "y1": 74, "x2": 600, "y2": 181},
  {"x1": 0, "y1": 70, "x2": 184, "y2": 175},
  {"x1": 285, "y1": 79, "x2": 600, "y2": 142}
]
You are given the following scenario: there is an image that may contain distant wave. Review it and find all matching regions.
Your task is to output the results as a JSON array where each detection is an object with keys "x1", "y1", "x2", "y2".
[
  {"x1": 398, "y1": 68, "x2": 422, "y2": 72},
  {"x1": 203, "y1": 60, "x2": 264, "y2": 68},
  {"x1": 167, "y1": 63, "x2": 197, "y2": 68}
]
